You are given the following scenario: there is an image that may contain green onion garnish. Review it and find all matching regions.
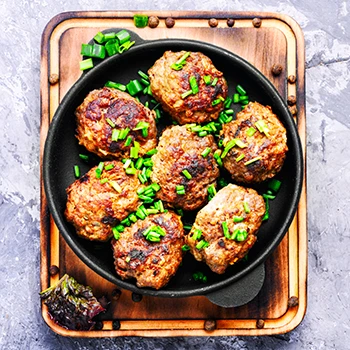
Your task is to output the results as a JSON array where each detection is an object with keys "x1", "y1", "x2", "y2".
[
  {"x1": 126, "y1": 79, "x2": 143, "y2": 96},
  {"x1": 121, "y1": 218, "x2": 131, "y2": 226},
  {"x1": 118, "y1": 127, "x2": 130, "y2": 140},
  {"x1": 182, "y1": 244, "x2": 190, "y2": 251},
  {"x1": 233, "y1": 216, "x2": 244, "y2": 223},
  {"x1": 196, "y1": 240, "x2": 209, "y2": 250},
  {"x1": 171, "y1": 51, "x2": 191, "y2": 70},
  {"x1": 105, "y1": 39, "x2": 119, "y2": 57},
  {"x1": 236, "y1": 154, "x2": 245, "y2": 162},
  {"x1": 213, "y1": 150, "x2": 223, "y2": 166},
  {"x1": 135, "y1": 158, "x2": 144, "y2": 170},
  {"x1": 268, "y1": 179, "x2": 282, "y2": 193},
  {"x1": 93, "y1": 31, "x2": 105, "y2": 44},
  {"x1": 95, "y1": 162, "x2": 104, "y2": 178},
  {"x1": 234, "y1": 138, "x2": 248, "y2": 148},
  {"x1": 255, "y1": 120, "x2": 270, "y2": 136},
  {"x1": 125, "y1": 168, "x2": 136, "y2": 175},
  {"x1": 244, "y1": 157, "x2": 262, "y2": 166},
  {"x1": 125, "y1": 256, "x2": 131, "y2": 263},
  {"x1": 74, "y1": 165, "x2": 80, "y2": 178},
  {"x1": 118, "y1": 40, "x2": 135, "y2": 53},
  {"x1": 105, "y1": 81, "x2": 126, "y2": 91},
  {"x1": 79, "y1": 58, "x2": 93, "y2": 71},
  {"x1": 112, "y1": 227, "x2": 121, "y2": 240},
  {"x1": 91, "y1": 44, "x2": 106, "y2": 59},
  {"x1": 115, "y1": 29, "x2": 131, "y2": 44},
  {"x1": 263, "y1": 193, "x2": 276, "y2": 200},
  {"x1": 212, "y1": 98, "x2": 223, "y2": 106},
  {"x1": 189, "y1": 76, "x2": 199, "y2": 94},
  {"x1": 124, "y1": 136, "x2": 133, "y2": 147},
  {"x1": 181, "y1": 90, "x2": 193, "y2": 99},
  {"x1": 183, "y1": 225, "x2": 192, "y2": 231},
  {"x1": 246, "y1": 127, "x2": 257, "y2": 137},
  {"x1": 138, "y1": 70, "x2": 149, "y2": 80},
  {"x1": 222, "y1": 221, "x2": 231, "y2": 239},
  {"x1": 235, "y1": 229, "x2": 248, "y2": 242},
  {"x1": 262, "y1": 198, "x2": 270, "y2": 221},
  {"x1": 192, "y1": 229, "x2": 202, "y2": 240},
  {"x1": 133, "y1": 121, "x2": 149, "y2": 131},
  {"x1": 106, "y1": 118, "x2": 116, "y2": 128},
  {"x1": 128, "y1": 213, "x2": 138, "y2": 223},
  {"x1": 198, "y1": 130, "x2": 208, "y2": 137},
  {"x1": 110, "y1": 180, "x2": 122, "y2": 193},
  {"x1": 201, "y1": 147, "x2": 211, "y2": 158},
  {"x1": 145, "y1": 148, "x2": 157, "y2": 156},
  {"x1": 225, "y1": 109, "x2": 234, "y2": 115},
  {"x1": 111, "y1": 129, "x2": 120, "y2": 142},
  {"x1": 243, "y1": 201, "x2": 250, "y2": 214},
  {"x1": 203, "y1": 75, "x2": 211, "y2": 85},
  {"x1": 130, "y1": 141, "x2": 140, "y2": 158},
  {"x1": 104, "y1": 163, "x2": 114, "y2": 171},
  {"x1": 79, "y1": 154, "x2": 89, "y2": 161},
  {"x1": 208, "y1": 184, "x2": 217, "y2": 200},
  {"x1": 80, "y1": 43, "x2": 93, "y2": 56},
  {"x1": 221, "y1": 139, "x2": 236, "y2": 159},
  {"x1": 233, "y1": 93, "x2": 240, "y2": 103},
  {"x1": 211, "y1": 77, "x2": 218, "y2": 86},
  {"x1": 182, "y1": 169, "x2": 192, "y2": 180},
  {"x1": 133, "y1": 14, "x2": 149, "y2": 28},
  {"x1": 236, "y1": 85, "x2": 247, "y2": 96}
]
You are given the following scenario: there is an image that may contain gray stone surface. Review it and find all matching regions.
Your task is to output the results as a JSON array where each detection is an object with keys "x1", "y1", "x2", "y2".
[{"x1": 0, "y1": 1, "x2": 349, "y2": 349}]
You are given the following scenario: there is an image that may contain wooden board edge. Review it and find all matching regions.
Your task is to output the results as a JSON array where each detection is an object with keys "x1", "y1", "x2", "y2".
[{"x1": 39, "y1": 10, "x2": 308, "y2": 337}]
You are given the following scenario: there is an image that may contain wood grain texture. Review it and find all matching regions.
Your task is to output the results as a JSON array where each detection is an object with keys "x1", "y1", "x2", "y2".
[{"x1": 40, "y1": 11, "x2": 307, "y2": 337}]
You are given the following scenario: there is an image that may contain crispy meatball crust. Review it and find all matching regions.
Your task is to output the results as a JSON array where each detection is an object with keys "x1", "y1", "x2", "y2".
[
  {"x1": 220, "y1": 102, "x2": 288, "y2": 183},
  {"x1": 111, "y1": 212, "x2": 184, "y2": 289},
  {"x1": 75, "y1": 87, "x2": 157, "y2": 159},
  {"x1": 65, "y1": 161, "x2": 143, "y2": 242},
  {"x1": 151, "y1": 125, "x2": 220, "y2": 211},
  {"x1": 186, "y1": 184, "x2": 265, "y2": 274},
  {"x1": 148, "y1": 51, "x2": 228, "y2": 125}
]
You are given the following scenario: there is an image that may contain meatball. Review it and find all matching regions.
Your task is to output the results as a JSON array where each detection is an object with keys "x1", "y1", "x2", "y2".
[
  {"x1": 111, "y1": 211, "x2": 184, "y2": 289},
  {"x1": 151, "y1": 125, "x2": 220, "y2": 211},
  {"x1": 75, "y1": 87, "x2": 157, "y2": 159},
  {"x1": 186, "y1": 184, "x2": 265, "y2": 274},
  {"x1": 220, "y1": 102, "x2": 288, "y2": 183},
  {"x1": 65, "y1": 161, "x2": 143, "y2": 242},
  {"x1": 148, "y1": 51, "x2": 228, "y2": 125}
]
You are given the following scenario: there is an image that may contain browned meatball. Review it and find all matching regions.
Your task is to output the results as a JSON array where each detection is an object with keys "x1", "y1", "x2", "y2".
[
  {"x1": 148, "y1": 51, "x2": 228, "y2": 125},
  {"x1": 111, "y1": 211, "x2": 184, "y2": 289},
  {"x1": 65, "y1": 161, "x2": 143, "y2": 242},
  {"x1": 75, "y1": 87, "x2": 157, "y2": 159},
  {"x1": 186, "y1": 184, "x2": 265, "y2": 274},
  {"x1": 151, "y1": 125, "x2": 220, "y2": 211},
  {"x1": 220, "y1": 102, "x2": 288, "y2": 183}
]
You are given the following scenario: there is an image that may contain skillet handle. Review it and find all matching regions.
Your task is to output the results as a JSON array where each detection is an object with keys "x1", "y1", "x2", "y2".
[{"x1": 205, "y1": 264, "x2": 265, "y2": 308}]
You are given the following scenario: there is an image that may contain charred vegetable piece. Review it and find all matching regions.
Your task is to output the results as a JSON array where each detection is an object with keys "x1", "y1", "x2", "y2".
[{"x1": 39, "y1": 274, "x2": 105, "y2": 330}]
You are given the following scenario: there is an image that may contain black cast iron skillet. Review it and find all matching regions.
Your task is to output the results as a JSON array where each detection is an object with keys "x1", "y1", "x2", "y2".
[{"x1": 43, "y1": 33, "x2": 303, "y2": 307}]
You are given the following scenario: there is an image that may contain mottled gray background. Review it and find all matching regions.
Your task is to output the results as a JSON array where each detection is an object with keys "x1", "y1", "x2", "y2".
[{"x1": 0, "y1": 0, "x2": 349, "y2": 349}]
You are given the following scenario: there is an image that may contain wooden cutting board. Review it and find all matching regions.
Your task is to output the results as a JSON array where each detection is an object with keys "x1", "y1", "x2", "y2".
[{"x1": 40, "y1": 11, "x2": 307, "y2": 337}]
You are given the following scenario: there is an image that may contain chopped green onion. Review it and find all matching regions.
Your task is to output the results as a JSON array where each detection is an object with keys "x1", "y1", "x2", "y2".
[
  {"x1": 246, "y1": 127, "x2": 257, "y2": 137},
  {"x1": 236, "y1": 229, "x2": 248, "y2": 242},
  {"x1": 104, "y1": 163, "x2": 115, "y2": 171},
  {"x1": 133, "y1": 14, "x2": 149, "y2": 28},
  {"x1": 211, "y1": 77, "x2": 218, "y2": 86},
  {"x1": 145, "y1": 148, "x2": 157, "y2": 156},
  {"x1": 262, "y1": 198, "x2": 270, "y2": 221},
  {"x1": 125, "y1": 168, "x2": 137, "y2": 175},
  {"x1": 196, "y1": 240, "x2": 209, "y2": 250},
  {"x1": 225, "y1": 109, "x2": 234, "y2": 115},
  {"x1": 176, "y1": 185, "x2": 184, "y2": 191},
  {"x1": 103, "y1": 32, "x2": 116, "y2": 41},
  {"x1": 234, "y1": 138, "x2": 248, "y2": 148},
  {"x1": 244, "y1": 156, "x2": 262, "y2": 166},
  {"x1": 126, "y1": 79, "x2": 143, "y2": 96},
  {"x1": 124, "y1": 136, "x2": 133, "y2": 147},
  {"x1": 119, "y1": 40, "x2": 135, "y2": 53},
  {"x1": 189, "y1": 76, "x2": 199, "y2": 94},
  {"x1": 105, "y1": 39, "x2": 119, "y2": 56},
  {"x1": 80, "y1": 43, "x2": 93, "y2": 56},
  {"x1": 135, "y1": 158, "x2": 144, "y2": 170},
  {"x1": 125, "y1": 256, "x2": 130, "y2": 263},
  {"x1": 208, "y1": 184, "x2": 217, "y2": 200},
  {"x1": 123, "y1": 159, "x2": 132, "y2": 169},
  {"x1": 79, "y1": 58, "x2": 93, "y2": 71},
  {"x1": 268, "y1": 179, "x2": 282, "y2": 193},
  {"x1": 203, "y1": 75, "x2": 211, "y2": 85},
  {"x1": 236, "y1": 85, "x2": 247, "y2": 96},
  {"x1": 198, "y1": 130, "x2": 208, "y2": 137},
  {"x1": 115, "y1": 224, "x2": 125, "y2": 233},
  {"x1": 192, "y1": 229, "x2": 202, "y2": 240},
  {"x1": 218, "y1": 177, "x2": 228, "y2": 187},
  {"x1": 171, "y1": 51, "x2": 191, "y2": 70},
  {"x1": 182, "y1": 244, "x2": 190, "y2": 252},
  {"x1": 91, "y1": 44, "x2": 106, "y2": 59},
  {"x1": 110, "y1": 180, "x2": 122, "y2": 193},
  {"x1": 213, "y1": 150, "x2": 223, "y2": 166},
  {"x1": 138, "y1": 70, "x2": 149, "y2": 80},
  {"x1": 94, "y1": 32, "x2": 105, "y2": 44},
  {"x1": 136, "y1": 207, "x2": 146, "y2": 220},
  {"x1": 129, "y1": 213, "x2": 138, "y2": 223},
  {"x1": 181, "y1": 90, "x2": 193, "y2": 99},
  {"x1": 239, "y1": 95, "x2": 249, "y2": 101},
  {"x1": 130, "y1": 141, "x2": 140, "y2": 158},
  {"x1": 146, "y1": 208, "x2": 159, "y2": 215},
  {"x1": 263, "y1": 193, "x2": 276, "y2": 200},
  {"x1": 201, "y1": 147, "x2": 211, "y2": 158},
  {"x1": 243, "y1": 201, "x2": 250, "y2": 214},
  {"x1": 212, "y1": 98, "x2": 223, "y2": 106},
  {"x1": 143, "y1": 158, "x2": 153, "y2": 167},
  {"x1": 95, "y1": 162, "x2": 104, "y2": 178},
  {"x1": 222, "y1": 221, "x2": 231, "y2": 239},
  {"x1": 106, "y1": 118, "x2": 116, "y2": 128},
  {"x1": 183, "y1": 225, "x2": 192, "y2": 231},
  {"x1": 224, "y1": 98, "x2": 232, "y2": 109},
  {"x1": 221, "y1": 139, "x2": 236, "y2": 159},
  {"x1": 105, "y1": 81, "x2": 126, "y2": 91},
  {"x1": 241, "y1": 100, "x2": 249, "y2": 106},
  {"x1": 79, "y1": 154, "x2": 89, "y2": 161},
  {"x1": 138, "y1": 173, "x2": 147, "y2": 184},
  {"x1": 112, "y1": 227, "x2": 121, "y2": 240},
  {"x1": 233, "y1": 216, "x2": 244, "y2": 223},
  {"x1": 233, "y1": 93, "x2": 240, "y2": 103},
  {"x1": 118, "y1": 127, "x2": 130, "y2": 140},
  {"x1": 140, "y1": 78, "x2": 150, "y2": 86},
  {"x1": 121, "y1": 218, "x2": 131, "y2": 226},
  {"x1": 138, "y1": 195, "x2": 153, "y2": 203},
  {"x1": 255, "y1": 120, "x2": 270, "y2": 136},
  {"x1": 74, "y1": 165, "x2": 80, "y2": 178},
  {"x1": 236, "y1": 154, "x2": 245, "y2": 162},
  {"x1": 111, "y1": 129, "x2": 120, "y2": 141},
  {"x1": 116, "y1": 29, "x2": 131, "y2": 44}
]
